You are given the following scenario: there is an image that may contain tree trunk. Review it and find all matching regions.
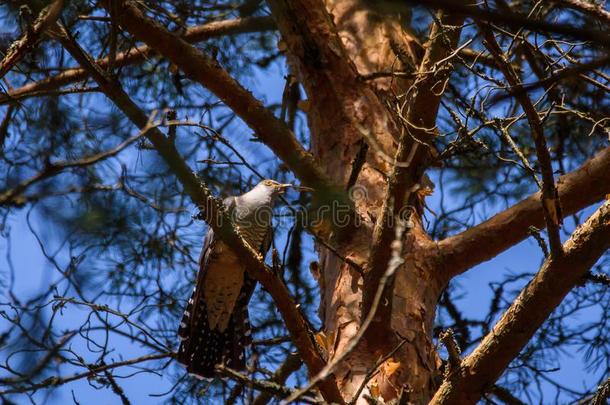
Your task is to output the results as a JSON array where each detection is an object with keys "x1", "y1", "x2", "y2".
[{"x1": 303, "y1": 2, "x2": 444, "y2": 402}]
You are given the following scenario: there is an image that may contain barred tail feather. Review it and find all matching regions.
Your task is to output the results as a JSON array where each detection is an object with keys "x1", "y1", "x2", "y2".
[
  {"x1": 176, "y1": 284, "x2": 254, "y2": 378},
  {"x1": 177, "y1": 287, "x2": 196, "y2": 341}
]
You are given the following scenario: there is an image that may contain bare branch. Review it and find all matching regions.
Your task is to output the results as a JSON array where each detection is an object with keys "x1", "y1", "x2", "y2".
[
  {"x1": 251, "y1": 352, "x2": 302, "y2": 405},
  {"x1": 0, "y1": 352, "x2": 171, "y2": 395},
  {"x1": 437, "y1": 146, "x2": 610, "y2": 278},
  {"x1": 554, "y1": 0, "x2": 610, "y2": 25},
  {"x1": 215, "y1": 365, "x2": 304, "y2": 401},
  {"x1": 0, "y1": 16, "x2": 274, "y2": 105},
  {"x1": 0, "y1": 129, "x2": 145, "y2": 206},
  {"x1": 480, "y1": 26, "x2": 563, "y2": 257},
  {"x1": 0, "y1": 104, "x2": 15, "y2": 151},
  {"x1": 404, "y1": 0, "x2": 610, "y2": 46},
  {"x1": 487, "y1": 385, "x2": 527, "y2": 405},
  {"x1": 431, "y1": 200, "x2": 610, "y2": 405},
  {"x1": 490, "y1": 56, "x2": 610, "y2": 103},
  {"x1": 103, "y1": 369, "x2": 131, "y2": 405}
]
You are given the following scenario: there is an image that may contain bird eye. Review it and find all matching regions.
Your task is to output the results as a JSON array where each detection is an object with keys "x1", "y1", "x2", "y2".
[{"x1": 264, "y1": 180, "x2": 273, "y2": 186}]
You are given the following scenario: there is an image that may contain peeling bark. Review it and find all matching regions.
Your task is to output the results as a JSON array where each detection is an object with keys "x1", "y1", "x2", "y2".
[{"x1": 269, "y1": 1, "x2": 460, "y2": 402}]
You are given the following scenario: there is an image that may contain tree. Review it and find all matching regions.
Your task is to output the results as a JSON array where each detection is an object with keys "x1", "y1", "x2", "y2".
[{"x1": 0, "y1": 0, "x2": 608, "y2": 403}]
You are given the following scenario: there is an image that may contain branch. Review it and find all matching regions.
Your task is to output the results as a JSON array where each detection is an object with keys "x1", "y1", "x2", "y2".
[
  {"x1": 101, "y1": 0, "x2": 332, "y2": 193},
  {"x1": 0, "y1": 332, "x2": 76, "y2": 386},
  {"x1": 487, "y1": 385, "x2": 527, "y2": 405},
  {"x1": 591, "y1": 377, "x2": 610, "y2": 405},
  {"x1": 404, "y1": 0, "x2": 610, "y2": 46},
  {"x1": 251, "y1": 352, "x2": 302, "y2": 405},
  {"x1": 0, "y1": 16, "x2": 274, "y2": 105},
  {"x1": 430, "y1": 200, "x2": 610, "y2": 405},
  {"x1": 215, "y1": 365, "x2": 307, "y2": 401},
  {"x1": 437, "y1": 146, "x2": 610, "y2": 278},
  {"x1": 554, "y1": 0, "x2": 610, "y2": 25},
  {"x1": 0, "y1": 16, "x2": 509, "y2": 107},
  {"x1": 584, "y1": 271, "x2": 610, "y2": 287},
  {"x1": 439, "y1": 329, "x2": 461, "y2": 375},
  {"x1": 480, "y1": 26, "x2": 563, "y2": 257},
  {"x1": 0, "y1": 352, "x2": 171, "y2": 395},
  {"x1": 0, "y1": 0, "x2": 65, "y2": 79},
  {"x1": 0, "y1": 130, "x2": 145, "y2": 207},
  {"x1": 52, "y1": 23, "x2": 342, "y2": 403},
  {"x1": 489, "y1": 55, "x2": 610, "y2": 103},
  {"x1": 103, "y1": 369, "x2": 131, "y2": 405},
  {"x1": 0, "y1": 104, "x2": 15, "y2": 151}
]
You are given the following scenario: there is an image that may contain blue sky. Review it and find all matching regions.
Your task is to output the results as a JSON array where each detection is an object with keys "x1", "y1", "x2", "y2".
[{"x1": 0, "y1": 9, "x2": 607, "y2": 404}]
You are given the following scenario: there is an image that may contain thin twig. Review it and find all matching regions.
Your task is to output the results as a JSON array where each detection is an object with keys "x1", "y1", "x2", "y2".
[{"x1": 0, "y1": 352, "x2": 172, "y2": 395}]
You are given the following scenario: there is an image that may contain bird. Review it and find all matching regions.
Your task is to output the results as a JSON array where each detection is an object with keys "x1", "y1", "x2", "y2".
[{"x1": 176, "y1": 179, "x2": 292, "y2": 379}]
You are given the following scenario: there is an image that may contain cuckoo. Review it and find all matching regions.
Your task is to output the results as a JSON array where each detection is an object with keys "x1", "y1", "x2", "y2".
[{"x1": 177, "y1": 179, "x2": 291, "y2": 378}]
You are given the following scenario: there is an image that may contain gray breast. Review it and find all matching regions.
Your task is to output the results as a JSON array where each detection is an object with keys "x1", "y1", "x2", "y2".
[{"x1": 233, "y1": 203, "x2": 271, "y2": 250}]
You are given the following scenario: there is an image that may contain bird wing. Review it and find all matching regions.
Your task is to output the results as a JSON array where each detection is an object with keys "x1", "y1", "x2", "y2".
[
  {"x1": 177, "y1": 196, "x2": 236, "y2": 340},
  {"x1": 177, "y1": 198, "x2": 273, "y2": 377}
]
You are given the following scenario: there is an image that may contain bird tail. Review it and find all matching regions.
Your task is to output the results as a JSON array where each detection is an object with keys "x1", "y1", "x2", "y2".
[{"x1": 176, "y1": 284, "x2": 253, "y2": 379}]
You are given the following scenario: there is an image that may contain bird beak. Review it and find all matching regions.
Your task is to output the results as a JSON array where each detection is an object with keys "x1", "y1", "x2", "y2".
[{"x1": 277, "y1": 184, "x2": 314, "y2": 192}]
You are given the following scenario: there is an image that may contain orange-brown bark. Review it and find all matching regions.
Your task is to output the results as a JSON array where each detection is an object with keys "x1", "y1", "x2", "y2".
[{"x1": 268, "y1": 1, "x2": 460, "y2": 402}]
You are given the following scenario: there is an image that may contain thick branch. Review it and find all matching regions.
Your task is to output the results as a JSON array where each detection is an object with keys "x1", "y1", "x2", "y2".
[
  {"x1": 102, "y1": 0, "x2": 333, "y2": 193},
  {"x1": 0, "y1": 16, "x2": 274, "y2": 105},
  {"x1": 438, "y1": 146, "x2": 610, "y2": 278},
  {"x1": 430, "y1": 200, "x2": 610, "y2": 405},
  {"x1": 0, "y1": 0, "x2": 64, "y2": 79},
  {"x1": 53, "y1": 24, "x2": 342, "y2": 403}
]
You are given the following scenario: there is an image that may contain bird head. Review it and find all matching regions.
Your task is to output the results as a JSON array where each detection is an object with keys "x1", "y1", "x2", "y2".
[{"x1": 243, "y1": 180, "x2": 313, "y2": 206}]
